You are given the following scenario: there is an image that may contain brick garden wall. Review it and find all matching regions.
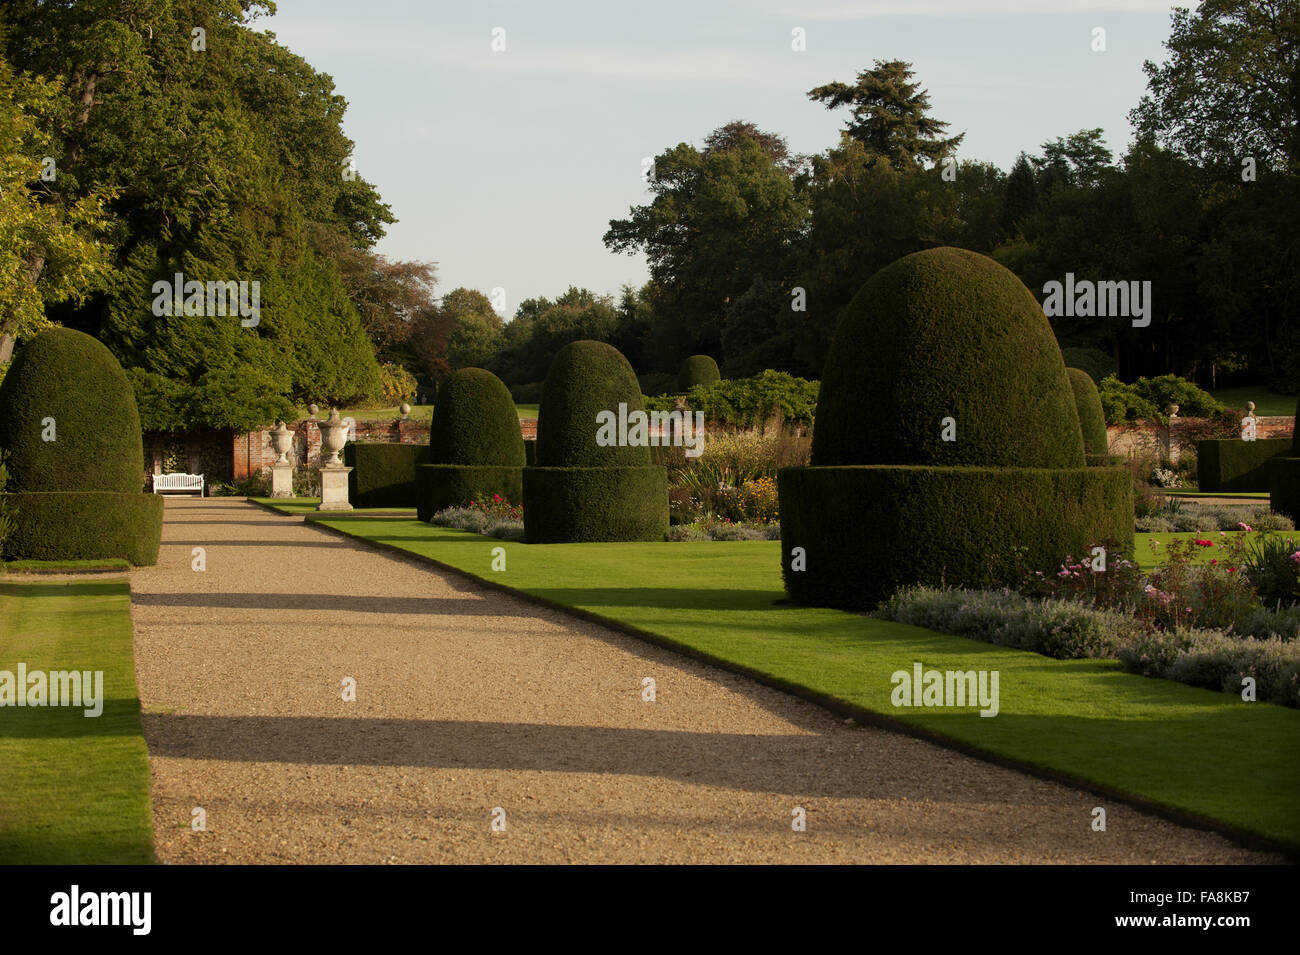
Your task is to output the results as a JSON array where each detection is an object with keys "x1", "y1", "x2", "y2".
[{"x1": 1105, "y1": 415, "x2": 1293, "y2": 464}]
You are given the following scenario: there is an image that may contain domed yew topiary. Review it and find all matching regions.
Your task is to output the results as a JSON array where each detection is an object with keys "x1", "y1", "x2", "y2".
[
  {"x1": 0, "y1": 327, "x2": 145, "y2": 492},
  {"x1": 1269, "y1": 395, "x2": 1300, "y2": 520},
  {"x1": 416, "y1": 368, "x2": 525, "y2": 520},
  {"x1": 780, "y1": 247, "x2": 1132, "y2": 610},
  {"x1": 524, "y1": 341, "x2": 667, "y2": 542},
  {"x1": 0, "y1": 328, "x2": 163, "y2": 564},
  {"x1": 814, "y1": 247, "x2": 1084, "y2": 469},
  {"x1": 1067, "y1": 367, "x2": 1109, "y2": 455},
  {"x1": 677, "y1": 354, "x2": 720, "y2": 393}
]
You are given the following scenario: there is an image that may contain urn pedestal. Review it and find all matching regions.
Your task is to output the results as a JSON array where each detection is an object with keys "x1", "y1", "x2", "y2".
[
  {"x1": 269, "y1": 420, "x2": 296, "y2": 498},
  {"x1": 317, "y1": 409, "x2": 353, "y2": 511},
  {"x1": 318, "y1": 466, "x2": 353, "y2": 511}
]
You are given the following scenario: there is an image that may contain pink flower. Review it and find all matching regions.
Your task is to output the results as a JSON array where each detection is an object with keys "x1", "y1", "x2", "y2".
[{"x1": 1237, "y1": 522, "x2": 1252, "y2": 532}]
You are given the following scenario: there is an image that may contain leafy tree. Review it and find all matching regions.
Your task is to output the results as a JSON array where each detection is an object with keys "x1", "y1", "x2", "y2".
[
  {"x1": 0, "y1": 48, "x2": 114, "y2": 364},
  {"x1": 1132, "y1": 0, "x2": 1300, "y2": 174},
  {"x1": 604, "y1": 123, "x2": 807, "y2": 363},
  {"x1": 1031, "y1": 128, "x2": 1113, "y2": 189},
  {"x1": 2, "y1": 0, "x2": 392, "y2": 427},
  {"x1": 808, "y1": 60, "x2": 964, "y2": 169}
]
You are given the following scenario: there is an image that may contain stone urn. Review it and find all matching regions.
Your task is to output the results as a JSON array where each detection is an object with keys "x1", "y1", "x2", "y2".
[
  {"x1": 399, "y1": 402, "x2": 411, "y2": 420},
  {"x1": 1246, "y1": 401, "x2": 1256, "y2": 416},
  {"x1": 319, "y1": 408, "x2": 348, "y2": 467},
  {"x1": 307, "y1": 402, "x2": 319, "y2": 420},
  {"x1": 270, "y1": 420, "x2": 294, "y2": 465}
]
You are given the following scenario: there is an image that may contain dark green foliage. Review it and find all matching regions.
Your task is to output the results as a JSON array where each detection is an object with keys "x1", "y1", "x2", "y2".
[
  {"x1": 416, "y1": 465, "x2": 523, "y2": 522},
  {"x1": 535, "y1": 341, "x2": 650, "y2": 468},
  {"x1": 1197, "y1": 438, "x2": 1291, "y2": 492},
  {"x1": 527, "y1": 341, "x2": 668, "y2": 541},
  {"x1": 1098, "y1": 374, "x2": 1226, "y2": 424},
  {"x1": 0, "y1": 329, "x2": 145, "y2": 493},
  {"x1": 343, "y1": 443, "x2": 430, "y2": 508},
  {"x1": 1061, "y1": 347, "x2": 1117, "y2": 384},
  {"x1": 814, "y1": 248, "x2": 1085, "y2": 468},
  {"x1": 1, "y1": 492, "x2": 164, "y2": 566},
  {"x1": 779, "y1": 465, "x2": 1134, "y2": 609},
  {"x1": 523, "y1": 467, "x2": 668, "y2": 543},
  {"x1": 1270, "y1": 456, "x2": 1300, "y2": 522},
  {"x1": 524, "y1": 441, "x2": 537, "y2": 467},
  {"x1": 509, "y1": 381, "x2": 545, "y2": 403},
  {"x1": 677, "y1": 355, "x2": 721, "y2": 392},
  {"x1": 428, "y1": 368, "x2": 525, "y2": 466},
  {"x1": 637, "y1": 372, "x2": 676, "y2": 397},
  {"x1": 1067, "y1": 368, "x2": 1109, "y2": 454},
  {"x1": 644, "y1": 370, "x2": 819, "y2": 428}
]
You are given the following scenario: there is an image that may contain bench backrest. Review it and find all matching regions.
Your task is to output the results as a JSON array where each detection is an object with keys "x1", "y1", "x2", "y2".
[{"x1": 154, "y1": 473, "x2": 204, "y2": 490}]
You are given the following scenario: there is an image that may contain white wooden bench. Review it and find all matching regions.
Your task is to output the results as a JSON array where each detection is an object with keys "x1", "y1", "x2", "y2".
[{"x1": 153, "y1": 473, "x2": 205, "y2": 496}]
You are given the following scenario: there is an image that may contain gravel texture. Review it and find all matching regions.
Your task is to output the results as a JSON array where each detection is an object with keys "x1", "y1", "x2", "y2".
[{"x1": 128, "y1": 498, "x2": 1281, "y2": 864}]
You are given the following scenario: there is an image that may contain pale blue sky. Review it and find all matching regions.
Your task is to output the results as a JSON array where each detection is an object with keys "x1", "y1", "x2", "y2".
[{"x1": 262, "y1": 0, "x2": 1194, "y2": 312}]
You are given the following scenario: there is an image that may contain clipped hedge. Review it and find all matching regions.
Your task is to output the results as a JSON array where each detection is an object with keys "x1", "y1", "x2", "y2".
[
  {"x1": 428, "y1": 368, "x2": 525, "y2": 467},
  {"x1": 416, "y1": 367, "x2": 524, "y2": 519},
  {"x1": 344, "y1": 443, "x2": 430, "y2": 508},
  {"x1": 779, "y1": 465, "x2": 1133, "y2": 610},
  {"x1": 536, "y1": 341, "x2": 651, "y2": 468},
  {"x1": 1060, "y1": 346, "x2": 1117, "y2": 384},
  {"x1": 522, "y1": 467, "x2": 668, "y2": 543},
  {"x1": 677, "y1": 354, "x2": 721, "y2": 393},
  {"x1": 1, "y1": 492, "x2": 164, "y2": 565},
  {"x1": 1270, "y1": 456, "x2": 1300, "y2": 522},
  {"x1": 527, "y1": 341, "x2": 667, "y2": 541},
  {"x1": 0, "y1": 327, "x2": 145, "y2": 493},
  {"x1": 814, "y1": 248, "x2": 1085, "y2": 469},
  {"x1": 524, "y1": 440, "x2": 537, "y2": 467},
  {"x1": 1067, "y1": 367, "x2": 1109, "y2": 454},
  {"x1": 415, "y1": 465, "x2": 523, "y2": 522},
  {"x1": 1197, "y1": 438, "x2": 1291, "y2": 492}
]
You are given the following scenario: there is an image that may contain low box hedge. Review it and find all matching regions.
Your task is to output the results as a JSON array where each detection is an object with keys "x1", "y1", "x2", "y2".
[
  {"x1": 1269, "y1": 456, "x2": 1300, "y2": 521},
  {"x1": 523, "y1": 466, "x2": 668, "y2": 543},
  {"x1": 344, "y1": 443, "x2": 431, "y2": 508},
  {"x1": 415, "y1": 465, "x2": 523, "y2": 522},
  {"x1": 1085, "y1": 453, "x2": 1124, "y2": 467},
  {"x1": 1197, "y1": 438, "x2": 1291, "y2": 492},
  {"x1": 1, "y1": 491, "x2": 164, "y2": 565},
  {"x1": 778, "y1": 465, "x2": 1133, "y2": 610}
]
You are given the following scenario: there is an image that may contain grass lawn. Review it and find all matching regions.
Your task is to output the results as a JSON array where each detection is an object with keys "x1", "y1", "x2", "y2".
[
  {"x1": 284, "y1": 509, "x2": 1300, "y2": 853},
  {"x1": 0, "y1": 580, "x2": 154, "y2": 864},
  {"x1": 1209, "y1": 386, "x2": 1295, "y2": 416},
  {"x1": 2, "y1": 558, "x2": 131, "y2": 573},
  {"x1": 297, "y1": 403, "x2": 539, "y2": 421}
]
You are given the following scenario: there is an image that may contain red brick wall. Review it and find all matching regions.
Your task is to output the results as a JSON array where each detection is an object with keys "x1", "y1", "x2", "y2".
[{"x1": 231, "y1": 417, "x2": 539, "y2": 479}]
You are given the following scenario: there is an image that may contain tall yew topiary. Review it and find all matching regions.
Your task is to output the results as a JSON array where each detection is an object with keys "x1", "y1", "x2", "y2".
[
  {"x1": 677, "y1": 354, "x2": 721, "y2": 393},
  {"x1": 1067, "y1": 367, "x2": 1109, "y2": 455},
  {"x1": 780, "y1": 248, "x2": 1132, "y2": 610},
  {"x1": 416, "y1": 368, "x2": 525, "y2": 520},
  {"x1": 524, "y1": 341, "x2": 667, "y2": 542},
  {"x1": 1269, "y1": 395, "x2": 1300, "y2": 520},
  {"x1": 0, "y1": 328, "x2": 163, "y2": 564}
]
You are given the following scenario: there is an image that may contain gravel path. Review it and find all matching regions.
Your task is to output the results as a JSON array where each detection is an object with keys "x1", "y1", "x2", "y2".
[{"x1": 129, "y1": 498, "x2": 1280, "y2": 864}]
